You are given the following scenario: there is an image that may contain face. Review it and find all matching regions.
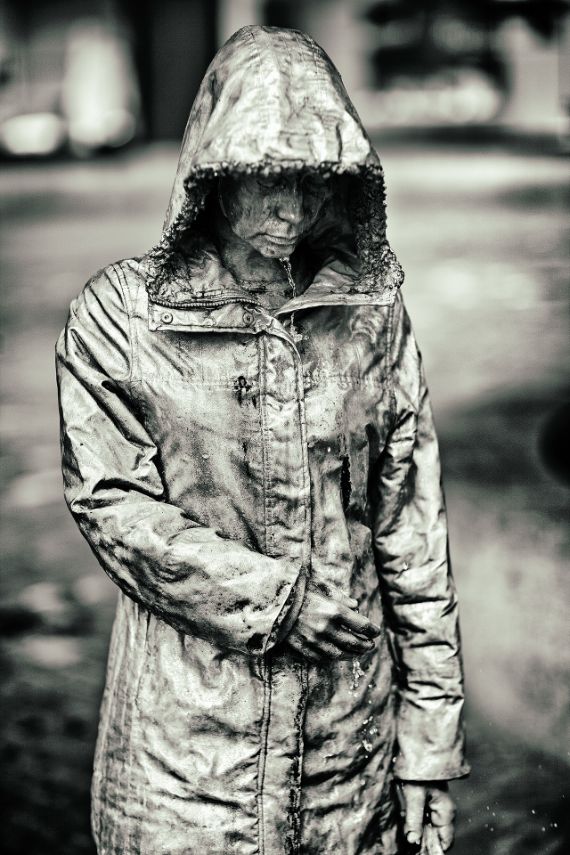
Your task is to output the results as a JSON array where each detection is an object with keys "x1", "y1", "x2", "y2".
[{"x1": 218, "y1": 172, "x2": 332, "y2": 257}]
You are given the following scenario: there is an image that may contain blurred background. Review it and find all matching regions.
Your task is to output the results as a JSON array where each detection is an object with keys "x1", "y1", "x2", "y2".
[{"x1": 0, "y1": 1, "x2": 569, "y2": 853}]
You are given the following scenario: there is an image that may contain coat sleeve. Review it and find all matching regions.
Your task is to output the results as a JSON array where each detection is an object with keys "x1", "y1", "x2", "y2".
[
  {"x1": 371, "y1": 292, "x2": 470, "y2": 781},
  {"x1": 55, "y1": 266, "x2": 306, "y2": 655}
]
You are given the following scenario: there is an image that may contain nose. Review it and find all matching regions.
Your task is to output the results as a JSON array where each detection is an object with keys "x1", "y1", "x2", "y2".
[{"x1": 275, "y1": 179, "x2": 304, "y2": 226}]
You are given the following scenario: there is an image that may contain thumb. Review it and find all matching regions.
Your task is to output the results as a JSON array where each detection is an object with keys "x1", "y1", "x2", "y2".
[{"x1": 402, "y1": 783, "x2": 427, "y2": 845}]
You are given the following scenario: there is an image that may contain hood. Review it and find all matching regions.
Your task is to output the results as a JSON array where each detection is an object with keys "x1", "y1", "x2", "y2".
[{"x1": 148, "y1": 25, "x2": 404, "y2": 303}]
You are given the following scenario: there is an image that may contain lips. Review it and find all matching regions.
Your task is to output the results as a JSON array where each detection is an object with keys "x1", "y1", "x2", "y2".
[{"x1": 263, "y1": 234, "x2": 298, "y2": 245}]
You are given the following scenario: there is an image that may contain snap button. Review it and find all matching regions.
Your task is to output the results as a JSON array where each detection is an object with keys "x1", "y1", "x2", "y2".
[
  {"x1": 242, "y1": 310, "x2": 254, "y2": 326},
  {"x1": 160, "y1": 311, "x2": 173, "y2": 324},
  {"x1": 203, "y1": 316, "x2": 216, "y2": 327}
]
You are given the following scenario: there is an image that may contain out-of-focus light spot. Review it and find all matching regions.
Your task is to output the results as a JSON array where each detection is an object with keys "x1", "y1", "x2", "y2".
[
  {"x1": 5, "y1": 468, "x2": 62, "y2": 509},
  {"x1": 19, "y1": 636, "x2": 82, "y2": 669},
  {"x1": 68, "y1": 108, "x2": 137, "y2": 150},
  {"x1": 62, "y1": 18, "x2": 141, "y2": 155},
  {"x1": 19, "y1": 582, "x2": 66, "y2": 617},
  {"x1": 0, "y1": 113, "x2": 66, "y2": 155},
  {"x1": 355, "y1": 69, "x2": 503, "y2": 129},
  {"x1": 447, "y1": 70, "x2": 503, "y2": 124},
  {"x1": 431, "y1": 15, "x2": 487, "y2": 54},
  {"x1": 73, "y1": 573, "x2": 116, "y2": 606}
]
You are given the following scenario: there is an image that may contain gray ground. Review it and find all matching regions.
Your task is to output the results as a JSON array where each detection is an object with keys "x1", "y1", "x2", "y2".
[{"x1": 1, "y1": 143, "x2": 568, "y2": 854}]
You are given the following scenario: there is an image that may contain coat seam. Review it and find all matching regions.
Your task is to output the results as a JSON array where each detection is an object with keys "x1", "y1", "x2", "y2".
[
  {"x1": 111, "y1": 261, "x2": 135, "y2": 385},
  {"x1": 90, "y1": 598, "x2": 124, "y2": 849},
  {"x1": 386, "y1": 300, "x2": 397, "y2": 428},
  {"x1": 133, "y1": 278, "x2": 147, "y2": 384},
  {"x1": 290, "y1": 662, "x2": 309, "y2": 853},
  {"x1": 109, "y1": 604, "x2": 133, "y2": 855},
  {"x1": 295, "y1": 351, "x2": 310, "y2": 574},
  {"x1": 256, "y1": 331, "x2": 271, "y2": 855},
  {"x1": 289, "y1": 338, "x2": 311, "y2": 852},
  {"x1": 258, "y1": 335, "x2": 270, "y2": 557},
  {"x1": 123, "y1": 604, "x2": 151, "y2": 854},
  {"x1": 256, "y1": 655, "x2": 273, "y2": 855}
]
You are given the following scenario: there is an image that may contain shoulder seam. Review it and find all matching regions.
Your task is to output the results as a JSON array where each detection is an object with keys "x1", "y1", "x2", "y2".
[
  {"x1": 108, "y1": 262, "x2": 134, "y2": 385},
  {"x1": 386, "y1": 299, "x2": 397, "y2": 426}
]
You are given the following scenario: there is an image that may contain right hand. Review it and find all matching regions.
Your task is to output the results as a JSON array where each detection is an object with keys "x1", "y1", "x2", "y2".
[{"x1": 285, "y1": 579, "x2": 381, "y2": 662}]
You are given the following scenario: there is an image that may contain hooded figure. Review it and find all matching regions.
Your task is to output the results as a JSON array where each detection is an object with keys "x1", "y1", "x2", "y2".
[{"x1": 56, "y1": 26, "x2": 469, "y2": 855}]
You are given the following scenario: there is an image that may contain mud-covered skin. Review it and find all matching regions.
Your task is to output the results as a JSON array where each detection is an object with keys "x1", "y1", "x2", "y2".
[
  {"x1": 153, "y1": 25, "x2": 404, "y2": 299},
  {"x1": 163, "y1": 27, "x2": 375, "y2": 231},
  {"x1": 56, "y1": 24, "x2": 468, "y2": 855},
  {"x1": 219, "y1": 173, "x2": 332, "y2": 258}
]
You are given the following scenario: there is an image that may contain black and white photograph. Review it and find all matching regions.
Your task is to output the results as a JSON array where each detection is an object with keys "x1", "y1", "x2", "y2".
[{"x1": 1, "y1": 2, "x2": 569, "y2": 854}]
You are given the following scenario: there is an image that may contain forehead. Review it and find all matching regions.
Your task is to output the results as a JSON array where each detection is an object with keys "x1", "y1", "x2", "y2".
[{"x1": 230, "y1": 172, "x2": 331, "y2": 191}]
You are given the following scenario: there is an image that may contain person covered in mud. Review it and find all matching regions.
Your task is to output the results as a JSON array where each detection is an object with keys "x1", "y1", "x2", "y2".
[{"x1": 56, "y1": 25, "x2": 469, "y2": 855}]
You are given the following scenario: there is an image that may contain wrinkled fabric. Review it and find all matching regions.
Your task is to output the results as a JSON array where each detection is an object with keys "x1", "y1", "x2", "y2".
[{"x1": 56, "y1": 25, "x2": 469, "y2": 855}]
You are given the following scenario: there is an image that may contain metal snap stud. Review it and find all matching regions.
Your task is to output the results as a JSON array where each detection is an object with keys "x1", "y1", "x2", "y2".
[
  {"x1": 160, "y1": 311, "x2": 173, "y2": 324},
  {"x1": 242, "y1": 311, "x2": 254, "y2": 326}
]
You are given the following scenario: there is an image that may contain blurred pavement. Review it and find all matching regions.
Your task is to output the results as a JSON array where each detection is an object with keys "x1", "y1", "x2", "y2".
[{"x1": 0, "y1": 143, "x2": 568, "y2": 854}]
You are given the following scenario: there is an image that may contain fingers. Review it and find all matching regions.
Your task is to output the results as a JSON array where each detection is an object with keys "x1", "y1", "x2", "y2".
[
  {"x1": 429, "y1": 786, "x2": 455, "y2": 826},
  {"x1": 308, "y1": 637, "x2": 353, "y2": 659},
  {"x1": 288, "y1": 630, "x2": 356, "y2": 661},
  {"x1": 295, "y1": 618, "x2": 375, "y2": 659},
  {"x1": 286, "y1": 632, "x2": 321, "y2": 663},
  {"x1": 398, "y1": 783, "x2": 456, "y2": 853},
  {"x1": 287, "y1": 635, "x2": 347, "y2": 662},
  {"x1": 289, "y1": 581, "x2": 382, "y2": 661},
  {"x1": 336, "y1": 603, "x2": 382, "y2": 639},
  {"x1": 310, "y1": 579, "x2": 358, "y2": 610},
  {"x1": 401, "y1": 783, "x2": 427, "y2": 847},
  {"x1": 297, "y1": 588, "x2": 381, "y2": 642},
  {"x1": 428, "y1": 787, "x2": 456, "y2": 851},
  {"x1": 436, "y1": 825, "x2": 454, "y2": 852},
  {"x1": 287, "y1": 625, "x2": 370, "y2": 662},
  {"x1": 329, "y1": 588, "x2": 359, "y2": 611},
  {"x1": 320, "y1": 625, "x2": 376, "y2": 655}
]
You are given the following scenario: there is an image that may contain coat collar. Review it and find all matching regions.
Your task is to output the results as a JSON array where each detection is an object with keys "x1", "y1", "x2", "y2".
[{"x1": 147, "y1": 241, "x2": 400, "y2": 334}]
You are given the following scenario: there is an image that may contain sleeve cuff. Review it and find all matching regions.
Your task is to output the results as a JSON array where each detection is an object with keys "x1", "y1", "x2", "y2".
[
  {"x1": 393, "y1": 693, "x2": 470, "y2": 781},
  {"x1": 264, "y1": 563, "x2": 308, "y2": 652},
  {"x1": 394, "y1": 762, "x2": 471, "y2": 782}
]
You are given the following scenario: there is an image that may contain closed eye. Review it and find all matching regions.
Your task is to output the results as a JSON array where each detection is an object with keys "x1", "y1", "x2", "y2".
[
  {"x1": 256, "y1": 175, "x2": 281, "y2": 189},
  {"x1": 301, "y1": 174, "x2": 329, "y2": 194}
]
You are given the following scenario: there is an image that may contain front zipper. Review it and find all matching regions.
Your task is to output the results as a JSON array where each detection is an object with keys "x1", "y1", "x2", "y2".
[
  {"x1": 255, "y1": 324, "x2": 310, "y2": 855},
  {"x1": 150, "y1": 294, "x2": 262, "y2": 310},
  {"x1": 151, "y1": 287, "x2": 391, "y2": 315}
]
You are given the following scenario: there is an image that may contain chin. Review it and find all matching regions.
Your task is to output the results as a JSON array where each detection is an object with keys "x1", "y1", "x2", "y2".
[
  {"x1": 257, "y1": 241, "x2": 298, "y2": 258},
  {"x1": 260, "y1": 246, "x2": 288, "y2": 258}
]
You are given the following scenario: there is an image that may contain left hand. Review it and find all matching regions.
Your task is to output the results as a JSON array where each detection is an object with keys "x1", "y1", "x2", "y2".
[{"x1": 399, "y1": 781, "x2": 456, "y2": 851}]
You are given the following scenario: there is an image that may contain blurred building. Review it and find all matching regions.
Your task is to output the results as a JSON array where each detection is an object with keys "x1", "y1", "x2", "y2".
[
  {"x1": 0, "y1": 0, "x2": 216, "y2": 154},
  {"x1": 0, "y1": 1, "x2": 142, "y2": 155},
  {"x1": 1, "y1": 0, "x2": 568, "y2": 156},
  {"x1": 257, "y1": 0, "x2": 570, "y2": 135}
]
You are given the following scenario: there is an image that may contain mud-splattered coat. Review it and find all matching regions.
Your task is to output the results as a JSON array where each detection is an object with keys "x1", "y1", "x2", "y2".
[{"x1": 56, "y1": 25, "x2": 469, "y2": 855}]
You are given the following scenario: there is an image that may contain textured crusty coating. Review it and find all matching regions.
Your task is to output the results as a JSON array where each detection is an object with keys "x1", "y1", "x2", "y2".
[{"x1": 56, "y1": 25, "x2": 468, "y2": 855}]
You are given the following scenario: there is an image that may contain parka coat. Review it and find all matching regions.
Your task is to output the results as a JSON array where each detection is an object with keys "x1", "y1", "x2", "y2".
[{"x1": 56, "y1": 25, "x2": 469, "y2": 855}]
